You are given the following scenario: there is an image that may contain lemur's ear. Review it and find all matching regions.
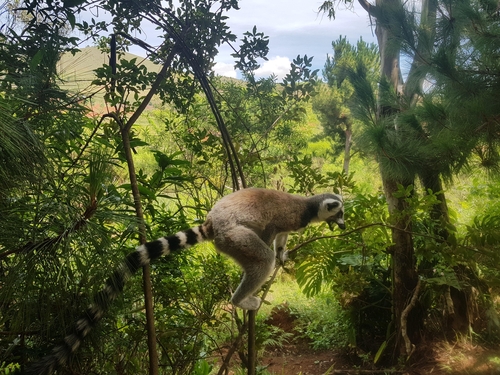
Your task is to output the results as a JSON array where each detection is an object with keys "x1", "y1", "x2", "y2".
[{"x1": 326, "y1": 201, "x2": 341, "y2": 211}]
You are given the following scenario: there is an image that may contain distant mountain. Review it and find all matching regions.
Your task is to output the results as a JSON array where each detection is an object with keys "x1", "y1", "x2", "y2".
[
  {"x1": 57, "y1": 46, "x2": 240, "y2": 107},
  {"x1": 58, "y1": 46, "x2": 160, "y2": 97}
]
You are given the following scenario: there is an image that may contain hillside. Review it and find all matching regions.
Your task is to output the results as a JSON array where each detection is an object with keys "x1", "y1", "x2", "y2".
[{"x1": 57, "y1": 46, "x2": 161, "y2": 97}]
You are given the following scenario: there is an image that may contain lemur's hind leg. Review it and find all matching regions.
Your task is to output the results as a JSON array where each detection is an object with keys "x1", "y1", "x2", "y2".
[{"x1": 214, "y1": 226, "x2": 276, "y2": 310}]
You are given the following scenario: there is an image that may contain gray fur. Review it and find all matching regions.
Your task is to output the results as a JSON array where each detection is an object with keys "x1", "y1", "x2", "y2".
[{"x1": 206, "y1": 188, "x2": 345, "y2": 310}]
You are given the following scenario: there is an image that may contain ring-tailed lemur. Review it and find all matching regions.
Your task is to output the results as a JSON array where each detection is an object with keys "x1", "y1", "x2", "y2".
[{"x1": 28, "y1": 188, "x2": 344, "y2": 375}]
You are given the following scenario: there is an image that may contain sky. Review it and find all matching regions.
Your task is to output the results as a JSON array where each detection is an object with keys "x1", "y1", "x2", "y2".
[
  {"x1": 210, "y1": 0, "x2": 377, "y2": 79},
  {"x1": 121, "y1": 0, "x2": 378, "y2": 80}
]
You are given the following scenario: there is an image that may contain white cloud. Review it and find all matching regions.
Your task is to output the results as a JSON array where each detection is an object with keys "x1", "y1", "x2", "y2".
[
  {"x1": 212, "y1": 56, "x2": 293, "y2": 81},
  {"x1": 254, "y1": 56, "x2": 292, "y2": 80},
  {"x1": 213, "y1": 61, "x2": 237, "y2": 78}
]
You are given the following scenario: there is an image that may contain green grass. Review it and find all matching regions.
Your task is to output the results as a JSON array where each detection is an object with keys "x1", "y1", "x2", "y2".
[{"x1": 260, "y1": 272, "x2": 353, "y2": 350}]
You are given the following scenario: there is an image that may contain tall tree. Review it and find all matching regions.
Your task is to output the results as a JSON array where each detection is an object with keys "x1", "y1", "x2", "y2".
[
  {"x1": 319, "y1": 0, "x2": 428, "y2": 357},
  {"x1": 314, "y1": 36, "x2": 379, "y2": 175},
  {"x1": 319, "y1": 0, "x2": 500, "y2": 358}
]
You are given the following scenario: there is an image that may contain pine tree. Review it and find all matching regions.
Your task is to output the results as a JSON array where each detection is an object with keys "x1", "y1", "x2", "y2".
[{"x1": 319, "y1": 0, "x2": 500, "y2": 358}]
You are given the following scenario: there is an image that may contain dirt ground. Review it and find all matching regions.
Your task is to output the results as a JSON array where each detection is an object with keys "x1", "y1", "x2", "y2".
[
  {"x1": 227, "y1": 304, "x2": 500, "y2": 375},
  {"x1": 258, "y1": 339, "x2": 500, "y2": 375}
]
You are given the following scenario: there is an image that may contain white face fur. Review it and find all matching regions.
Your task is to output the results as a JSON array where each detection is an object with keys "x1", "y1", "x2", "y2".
[{"x1": 318, "y1": 197, "x2": 345, "y2": 230}]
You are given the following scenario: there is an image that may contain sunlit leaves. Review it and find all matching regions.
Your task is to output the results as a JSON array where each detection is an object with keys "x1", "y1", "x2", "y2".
[
  {"x1": 93, "y1": 58, "x2": 157, "y2": 109},
  {"x1": 287, "y1": 155, "x2": 330, "y2": 195},
  {"x1": 296, "y1": 239, "x2": 340, "y2": 297}
]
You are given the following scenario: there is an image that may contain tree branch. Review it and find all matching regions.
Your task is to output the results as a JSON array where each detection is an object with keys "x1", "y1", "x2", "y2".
[
  {"x1": 216, "y1": 320, "x2": 247, "y2": 375},
  {"x1": 357, "y1": 0, "x2": 378, "y2": 18},
  {"x1": 121, "y1": 36, "x2": 180, "y2": 134},
  {"x1": 401, "y1": 278, "x2": 423, "y2": 357},
  {"x1": 286, "y1": 221, "x2": 480, "y2": 256}
]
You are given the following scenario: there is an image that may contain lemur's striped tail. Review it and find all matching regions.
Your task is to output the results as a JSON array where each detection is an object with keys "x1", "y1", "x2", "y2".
[{"x1": 27, "y1": 225, "x2": 211, "y2": 375}]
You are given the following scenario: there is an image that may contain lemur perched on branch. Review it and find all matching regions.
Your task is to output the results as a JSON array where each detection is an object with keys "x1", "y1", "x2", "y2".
[{"x1": 29, "y1": 188, "x2": 345, "y2": 375}]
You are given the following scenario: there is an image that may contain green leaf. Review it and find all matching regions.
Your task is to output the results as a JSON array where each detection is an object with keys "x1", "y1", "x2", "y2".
[
  {"x1": 63, "y1": 0, "x2": 86, "y2": 7},
  {"x1": 30, "y1": 49, "x2": 44, "y2": 69},
  {"x1": 119, "y1": 183, "x2": 156, "y2": 200},
  {"x1": 374, "y1": 340, "x2": 387, "y2": 364},
  {"x1": 65, "y1": 10, "x2": 76, "y2": 29}
]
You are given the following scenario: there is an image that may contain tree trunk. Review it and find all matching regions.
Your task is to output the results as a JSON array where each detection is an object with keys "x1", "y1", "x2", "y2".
[
  {"x1": 420, "y1": 170, "x2": 450, "y2": 240},
  {"x1": 121, "y1": 130, "x2": 159, "y2": 375},
  {"x1": 343, "y1": 122, "x2": 353, "y2": 175},
  {"x1": 374, "y1": 0, "x2": 402, "y2": 116},
  {"x1": 420, "y1": 170, "x2": 472, "y2": 335},
  {"x1": 371, "y1": 0, "x2": 425, "y2": 357},
  {"x1": 247, "y1": 311, "x2": 256, "y2": 375},
  {"x1": 382, "y1": 175, "x2": 420, "y2": 356}
]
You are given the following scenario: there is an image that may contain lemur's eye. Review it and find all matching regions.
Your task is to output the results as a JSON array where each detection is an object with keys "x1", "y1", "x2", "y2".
[{"x1": 326, "y1": 201, "x2": 341, "y2": 211}]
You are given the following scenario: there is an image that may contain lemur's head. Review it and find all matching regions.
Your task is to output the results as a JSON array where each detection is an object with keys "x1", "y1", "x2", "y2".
[{"x1": 318, "y1": 194, "x2": 345, "y2": 230}]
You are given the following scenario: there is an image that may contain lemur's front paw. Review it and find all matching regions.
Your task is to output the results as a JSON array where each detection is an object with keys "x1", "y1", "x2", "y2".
[
  {"x1": 233, "y1": 296, "x2": 261, "y2": 310},
  {"x1": 277, "y1": 250, "x2": 289, "y2": 265}
]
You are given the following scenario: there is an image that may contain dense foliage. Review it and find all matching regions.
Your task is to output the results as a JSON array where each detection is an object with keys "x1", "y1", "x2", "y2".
[
  {"x1": 0, "y1": 0, "x2": 319, "y2": 373},
  {"x1": 314, "y1": 0, "x2": 500, "y2": 361},
  {"x1": 0, "y1": 0, "x2": 499, "y2": 373}
]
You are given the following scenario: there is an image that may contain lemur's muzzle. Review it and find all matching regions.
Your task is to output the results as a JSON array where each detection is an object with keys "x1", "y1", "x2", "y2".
[{"x1": 327, "y1": 217, "x2": 345, "y2": 230}]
